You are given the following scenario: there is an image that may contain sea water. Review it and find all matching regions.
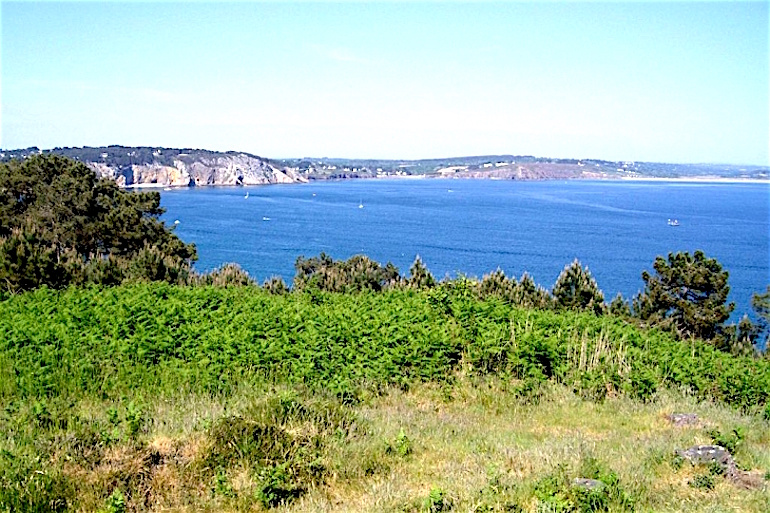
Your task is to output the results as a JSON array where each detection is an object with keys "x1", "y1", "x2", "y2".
[{"x1": 161, "y1": 179, "x2": 769, "y2": 317}]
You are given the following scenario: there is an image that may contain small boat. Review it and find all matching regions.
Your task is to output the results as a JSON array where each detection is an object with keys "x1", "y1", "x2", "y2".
[
  {"x1": 174, "y1": 220, "x2": 180, "y2": 225},
  {"x1": 358, "y1": 200, "x2": 364, "y2": 209},
  {"x1": 262, "y1": 216, "x2": 270, "y2": 221},
  {"x1": 244, "y1": 192, "x2": 249, "y2": 199},
  {"x1": 163, "y1": 187, "x2": 173, "y2": 191},
  {"x1": 667, "y1": 219, "x2": 680, "y2": 226}
]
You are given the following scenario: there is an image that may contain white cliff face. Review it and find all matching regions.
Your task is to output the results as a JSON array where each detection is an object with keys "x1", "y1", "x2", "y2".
[
  {"x1": 88, "y1": 153, "x2": 307, "y2": 187},
  {"x1": 133, "y1": 163, "x2": 192, "y2": 186}
]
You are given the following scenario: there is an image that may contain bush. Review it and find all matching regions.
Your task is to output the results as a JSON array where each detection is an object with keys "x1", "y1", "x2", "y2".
[
  {"x1": 192, "y1": 263, "x2": 255, "y2": 287},
  {"x1": 708, "y1": 427, "x2": 744, "y2": 454}
]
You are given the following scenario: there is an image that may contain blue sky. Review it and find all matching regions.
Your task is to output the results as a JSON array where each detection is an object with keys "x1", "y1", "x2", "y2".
[{"x1": 2, "y1": 1, "x2": 768, "y2": 164}]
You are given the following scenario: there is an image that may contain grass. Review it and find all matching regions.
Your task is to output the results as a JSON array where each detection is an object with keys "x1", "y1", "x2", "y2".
[
  {"x1": 3, "y1": 379, "x2": 768, "y2": 512},
  {"x1": 1, "y1": 284, "x2": 769, "y2": 511}
]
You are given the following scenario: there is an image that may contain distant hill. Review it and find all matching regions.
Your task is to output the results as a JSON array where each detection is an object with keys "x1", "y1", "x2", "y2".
[
  {"x1": 0, "y1": 146, "x2": 305, "y2": 187},
  {"x1": 1, "y1": 146, "x2": 767, "y2": 187}
]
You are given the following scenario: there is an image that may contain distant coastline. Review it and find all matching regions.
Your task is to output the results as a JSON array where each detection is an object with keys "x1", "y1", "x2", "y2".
[{"x1": 2, "y1": 145, "x2": 767, "y2": 188}]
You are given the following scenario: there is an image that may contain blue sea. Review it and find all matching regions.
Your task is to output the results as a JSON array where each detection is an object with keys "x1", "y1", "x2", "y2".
[{"x1": 160, "y1": 179, "x2": 769, "y2": 317}]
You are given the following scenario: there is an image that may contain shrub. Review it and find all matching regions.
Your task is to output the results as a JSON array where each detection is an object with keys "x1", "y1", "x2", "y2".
[
  {"x1": 256, "y1": 463, "x2": 302, "y2": 508},
  {"x1": 262, "y1": 276, "x2": 289, "y2": 294},
  {"x1": 708, "y1": 427, "x2": 744, "y2": 454},
  {"x1": 100, "y1": 489, "x2": 126, "y2": 513},
  {"x1": 192, "y1": 263, "x2": 255, "y2": 287},
  {"x1": 424, "y1": 486, "x2": 452, "y2": 512},
  {"x1": 393, "y1": 428, "x2": 412, "y2": 457},
  {"x1": 689, "y1": 473, "x2": 715, "y2": 491}
]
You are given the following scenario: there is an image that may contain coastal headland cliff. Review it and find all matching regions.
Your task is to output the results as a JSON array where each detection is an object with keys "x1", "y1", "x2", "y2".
[{"x1": 1, "y1": 146, "x2": 766, "y2": 187}]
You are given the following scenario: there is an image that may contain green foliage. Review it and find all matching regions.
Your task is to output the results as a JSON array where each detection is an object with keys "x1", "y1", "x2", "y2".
[
  {"x1": 608, "y1": 293, "x2": 631, "y2": 317},
  {"x1": 708, "y1": 427, "x2": 744, "y2": 454},
  {"x1": 1, "y1": 284, "x2": 768, "y2": 412},
  {"x1": 0, "y1": 154, "x2": 196, "y2": 293},
  {"x1": 389, "y1": 428, "x2": 412, "y2": 457},
  {"x1": 31, "y1": 399, "x2": 52, "y2": 429},
  {"x1": 101, "y1": 489, "x2": 126, "y2": 513},
  {"x1": 634, "y1": 250, "x2": 734, "y2": 345},
  {"x1": 124, "y1": 400, "x2": 144, "y2": 440},
  {"x1": 256, "y1": 462, "x2": 302, "y2": 508},
  {"x1": 534, "y1": 457, "x2": 635, "y2": 513},
  {"x1": 106, "y1": 406, "x2": 120, "y2": 427},
  {"x1": 689, "y1": 473, "x2": 715, "y2": 491},
  {"x1": 424, "y1": 486, "x2": 452, "y2": 512},
  {"x1": 262, "y1": 275, "x2": 289, "y2": 294},
  {"x1": 552, "y1": 259, "x2": 606, "y2": 315},
  {"x1": 204, "y1": 393, "x2": 352, "y2": 508},
  {"x1": 734, "y1": 315, "x2": 762, "y2": 356},
  {"x1": 213, "y1": 469, "x2": 234, "y2": 498},
  {"x1": 751, "y1": 286, "x2": 770, "y2": 351},
  {"x1": 513, "y1": 273, "x2": 553, "y2": 309},
  {"x1": 407, "y1": 255, "x2": 436, "y2": 289},
  {"x1": 293, "y1": 252, "x2": 400, "y2": 293},
  {"x1": 476, "y1": 269, "x2": 553, "y2": 310},
  {"x1": 626, "y1": 366, "x2": 658, "y2": 402},
  {"x1": 0, "y1": 452, "x2": 74, "y2": 513},
  {"x1": 477, "y1": 269, "x2": 513, "y2": 299},
  {"x1": 191, "y1": 263, "x2": 256, "y2": 287}
]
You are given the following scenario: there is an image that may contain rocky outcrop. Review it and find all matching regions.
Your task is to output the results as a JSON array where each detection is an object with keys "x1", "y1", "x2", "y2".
[
  {"x1": 675, "y1": 444, "x2": 767, "y2": 489},
  {"x1": 666, "y1": 413, "x2": 701, "y2": 427},
  {"x1": 87, "y1": 153, "x2": 307, "y2": 188}
]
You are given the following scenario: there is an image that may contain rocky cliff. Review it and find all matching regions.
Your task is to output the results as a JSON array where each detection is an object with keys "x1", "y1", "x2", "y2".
[
  {"x1": 0, "y1": 146, "x2": 307, "y2": 188},
  {"x1": 88, "y1": 152, "x2": 306, "y2": 187}
]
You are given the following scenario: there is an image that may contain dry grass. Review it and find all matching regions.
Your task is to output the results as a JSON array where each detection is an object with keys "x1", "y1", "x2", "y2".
[{"x1": 13, "y1": 379, "x2": 770, "y2": 512}]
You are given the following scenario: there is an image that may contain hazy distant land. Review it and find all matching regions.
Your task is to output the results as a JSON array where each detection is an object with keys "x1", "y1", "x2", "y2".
[{"x1": 1, "y1": 146, "x2": 767, "y2": 188}]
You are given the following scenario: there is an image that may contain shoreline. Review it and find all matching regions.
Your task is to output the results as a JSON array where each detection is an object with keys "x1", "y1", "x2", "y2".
[
  {"x1": 612, "y1": 175, "x2": 769, "y2": 184},
  {"x1": 121, "y1": 174, "x2": 769, "y2": 189}
]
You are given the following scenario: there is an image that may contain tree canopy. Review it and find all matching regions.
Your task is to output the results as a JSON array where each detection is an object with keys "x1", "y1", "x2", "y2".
[
  {"x1": 633, "y1": 250, "x2": 734, "y2": 343},
  {"x1": 552, "y1": 259, "x2": 605, "y2": 315},
  {"x1": 293, "y1": 252, "x2": 400, "y2": 293},
  {"x1": 0, "y1": 154, "x2": 196, "y2": 292}
]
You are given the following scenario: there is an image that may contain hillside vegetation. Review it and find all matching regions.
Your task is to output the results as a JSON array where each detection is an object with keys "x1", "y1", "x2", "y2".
[
  {"x1": 1, "y1": 154, "x2": 768, "y2": 512},
  {"x1": 4, "y1": 146, "x2": 768, "y2": 184},
  {"x1": 1, "y1": 285, "x2": 769, "y2": 512}
]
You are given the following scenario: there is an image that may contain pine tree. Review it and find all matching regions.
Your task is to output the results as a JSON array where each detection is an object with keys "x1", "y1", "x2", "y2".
[
  {"x1": 407, "y1": 255, "x2": 436, "y2": 289},
  {"x1": 512, "y1": 272, "x2": 553, "y2": 309},
  {"x1": 478, "y1": 269, "x2": 514, "y2": 299},
  {"x1": 609, "y1": 293, "x2": 631, "y2": 317},
  {"x1": 0, "y1": 154, "x2": 196, "y2": 292},
  {"x1": 552, "y1": 259, "x2": 605, "y2": 315},
  {"x1": 633, "y1": 250, "x2": 734, "y2": 342}
]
